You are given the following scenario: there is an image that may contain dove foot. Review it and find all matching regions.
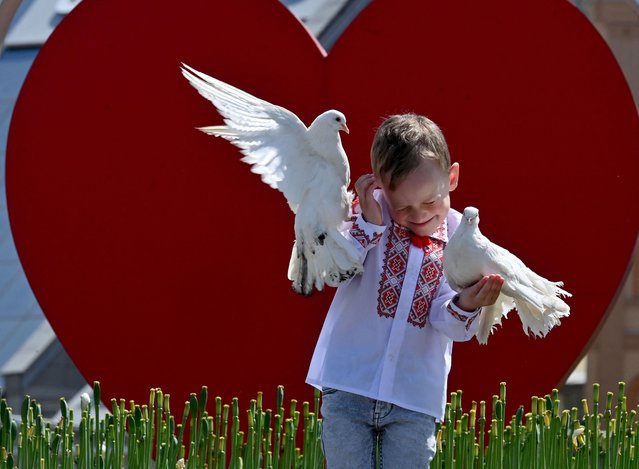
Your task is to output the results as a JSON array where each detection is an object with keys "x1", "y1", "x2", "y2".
[
  {"x1": 338, "y1": 267, "x2": 360, "y2": 282},
  {"x1": 291, "y1": 282, "x2": 316, "y2": 297}
]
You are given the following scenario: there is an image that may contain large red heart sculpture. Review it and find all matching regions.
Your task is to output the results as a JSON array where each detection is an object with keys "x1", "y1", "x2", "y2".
[{"x1": 7, "y1": 0, "x2": 639, "y2": 419}]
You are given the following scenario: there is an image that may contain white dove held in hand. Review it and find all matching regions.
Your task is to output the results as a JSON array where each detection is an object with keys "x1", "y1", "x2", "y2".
[
  {"x1": 181, "y1": 64, "x2": 363, "y2": 295},
  {"x1": 444, "y1": 206, "x2": 571, "y2": 344}
]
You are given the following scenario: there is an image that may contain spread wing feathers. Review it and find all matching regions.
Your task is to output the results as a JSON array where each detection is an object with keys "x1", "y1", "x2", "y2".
[{"x1": 181, "y1": 63, "x2": 312, "y2": 211}]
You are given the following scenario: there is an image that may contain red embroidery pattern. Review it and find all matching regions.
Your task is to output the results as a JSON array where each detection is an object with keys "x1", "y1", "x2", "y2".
[
  {"x1": 350, "y1": 221, "x2": 368, "y2": 248},
  {"x1": 466, "y1": 312, "x2": 479, "y2": 330},
  {"x1": 408, "y1": 242, "x2": 445, "y2": 328},
  {"x1": 377, "y1": 224, "x2": 411, "y2": 319},
  {"x1": 377, "y1": 221, "x2": 449, "y2": 328},
  {"x1": 447, "y1": 303, "x2": 480, "y2": 331},
  {"x1": 350, "y1": 221, "x2": 382, "y2": 248}
]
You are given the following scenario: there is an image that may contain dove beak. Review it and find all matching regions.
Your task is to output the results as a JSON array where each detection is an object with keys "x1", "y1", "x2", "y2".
[{"x1": 340, "y1": 123, "x2": 350, "y2": 134}]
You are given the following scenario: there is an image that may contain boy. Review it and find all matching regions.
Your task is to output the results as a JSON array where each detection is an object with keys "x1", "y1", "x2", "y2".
[{"x1": 306, "y1": 114, "x2": 503, "y2": 467}]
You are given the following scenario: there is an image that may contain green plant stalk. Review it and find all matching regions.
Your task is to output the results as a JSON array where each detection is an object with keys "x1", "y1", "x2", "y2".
[
  {"x1": 18, "y1": 396, "x2": 29, "y2": 469},
  {"x1": 93, "y1": 382, "x2": 101, "y2": 469},
  {"x1": 614, "y1": 381, "x2": 626, "y2": 467},
  {"x1": 452, "y1": 415, "x2": 461, "y2": 468},
  {"x1": 277, "y1": 386, "x2": 284, "y2": 422},
  {"x1": 229, "y1": 414, "x2": 240, "y2": 469},
  {"x1": 187, "y1": 393, "x2": 198, "y2": 469},
  {"x1": 222, "y1": 404, "x2": 230, "y2": 467},
  {"x1": 633, "y1": 407, "x2": 639, "y2": 468},
  {"x1": 154, "y1": 389, "x2": 164, "y2": 469},
  {"x1": 215, "y1": 396, "x2": 223, "y2": 466},
  {"x1": 478, "y1": 400, "x2": 486, "y2": 469},
  {"x1": 626, "y1": 410, "x2": 635, "y2": 468},
  {"x1": 208, "y1": 417, "x2": 216, "y2": 469},
  {"x1": 432, "y1": 425, "x2": 441, "y2": 469},
  {"x1": 591, "y1": 383, "x2": 599, "y2": 469},
  {"x1": 286, "y1": 418, "x2": 295, "y2": 469},
  {"x1": 262, "y1": 409, "x2": 273, "y2": 468},
  {"x1": 178, "y1": 400, "x2": 189, "y2": 457},
  {"x1": 244, "y1": 409, "x2": 254, "y2": 469},
  {"x1": 550, "y1": 405, "x2": 561, "y2": 468},
  {"x1": 301, "y1": 405, "x2": 310, "y2": 469},
  {"x1": 604, "y1": 391, "x2": 612, "y2": 469},
  {"x1": 445, "y1": 394, "x2": 455, "y2": 469},
  {"x1": 256, "y1": 393, "x2": 264, "y2": 468},
  {"x1": 167, "y1": 415, "x2": 177, "y2": 467},
  {"x1": 273, "y1": 412, "x2": 282, "y2": 469},
  {"x1": 617, "y1": 401, "x2": 626, "y2": 469},
  {"x1": 197, "y1": 387, "x2": 208, "y2": 468},
  {"x1": 217, "y1": 436, "x2": 227, "y2": 469}
]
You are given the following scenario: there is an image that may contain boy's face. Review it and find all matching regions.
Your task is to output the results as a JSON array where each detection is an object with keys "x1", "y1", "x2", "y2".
[{"x1": 380, "y1": 159, "x2": 459, "y2": 237}]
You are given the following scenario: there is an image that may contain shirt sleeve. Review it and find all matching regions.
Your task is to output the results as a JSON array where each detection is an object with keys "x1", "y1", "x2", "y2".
[
  {"x1": 345, "y1": 214, "x2": 386, "y2": 252},
  {"x1": 428, "y1": 277, "x2": 482, "y2": 341},
  {"x1": 340, "y1": 196, "x2": 387, "y2": 259}
]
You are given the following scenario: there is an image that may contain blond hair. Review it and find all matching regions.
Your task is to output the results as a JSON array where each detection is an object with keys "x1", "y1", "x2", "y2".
[{"x1": 371, "y1": 114, "x2": 451, "y2": 190}]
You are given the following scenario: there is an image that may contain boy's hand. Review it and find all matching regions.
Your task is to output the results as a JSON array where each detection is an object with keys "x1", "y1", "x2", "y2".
[
  {"x1": 455, "y1": 275, "x2": 504, "y2": 312},
  {"x1": 354, "y1": 174, "x2": 383, "y2": 225}
]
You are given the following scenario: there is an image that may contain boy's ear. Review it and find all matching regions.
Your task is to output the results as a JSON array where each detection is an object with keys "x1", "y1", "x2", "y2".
[{"x1": 449, "y1": 162, "x2": 460, "y2": 191}]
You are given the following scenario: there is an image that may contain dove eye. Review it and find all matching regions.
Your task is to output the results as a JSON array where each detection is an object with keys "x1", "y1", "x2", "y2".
[{"x1": 335, "y1": 117, "x2": 341, "y2": 122}]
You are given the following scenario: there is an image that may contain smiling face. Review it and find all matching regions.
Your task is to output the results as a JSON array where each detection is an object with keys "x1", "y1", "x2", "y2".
[{"x1": 381, "y1": 159, "x2": 459, "y2": 236}]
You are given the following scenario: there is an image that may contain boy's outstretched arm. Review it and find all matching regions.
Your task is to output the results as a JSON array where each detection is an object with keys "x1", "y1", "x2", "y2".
[{"x1": 454, "y1": 275, "x2": 504, "y2": 312}]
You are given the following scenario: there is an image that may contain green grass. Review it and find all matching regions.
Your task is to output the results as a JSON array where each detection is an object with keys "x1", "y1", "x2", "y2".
[{"x1": 0, "y1": 381, "x2": 637, "y2": 468}]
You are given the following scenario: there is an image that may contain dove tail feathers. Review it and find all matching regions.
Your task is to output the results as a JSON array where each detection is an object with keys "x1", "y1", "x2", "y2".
[
  {"x1": 288, "y1": 229, "x2": 363, "y2": 296},
  {"x1": 499, "y1": 273, "x2": 571, "y2": 339},
  {"x1": 513, "y1": 293, "x2": 570, "y2": 339},
  {"x1": 476, "y1": 305, "x2": 500, "y2": 345}
]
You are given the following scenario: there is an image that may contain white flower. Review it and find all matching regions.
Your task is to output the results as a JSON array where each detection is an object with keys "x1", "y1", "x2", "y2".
[
  {"x1": 571, "y1": 426, "x2": 585, "y2": 447},
  {"x1": 176, "y1": 458, "x2": 185, "y2": 469},
  {"x1": 80, "y1": 392, "x2": 91, "y2": 412}
]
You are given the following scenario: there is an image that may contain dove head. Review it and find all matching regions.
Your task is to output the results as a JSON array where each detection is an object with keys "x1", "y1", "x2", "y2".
[
  {"x1": 463, "y1": 206, "x2": 479, "y2": 225},
  {"x1": 314, "y1": 110, "x2": 349, "y2": 134}
]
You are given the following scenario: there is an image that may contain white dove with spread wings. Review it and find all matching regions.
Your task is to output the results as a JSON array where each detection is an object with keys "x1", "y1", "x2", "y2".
[
  {"x1": 181, "y1": 64, "x2": 363, "y2": 295},
  {"x1": 444, "y1": 206, "x2": 571, "y2": 344}
]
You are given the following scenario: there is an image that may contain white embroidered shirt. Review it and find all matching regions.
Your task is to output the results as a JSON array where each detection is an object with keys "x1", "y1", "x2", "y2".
[{"x1": 306, "y1": 192, "x2": 481, "y2": 420}]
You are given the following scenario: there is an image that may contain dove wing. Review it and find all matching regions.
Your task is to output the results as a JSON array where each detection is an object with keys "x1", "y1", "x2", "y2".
[
  {"x1": 181, "y1": 64, "x2": 314, "y2": 211},
  {"x1": 482, "y1": 239, "x2": 552, "y2": 307},
  {"x1": 482, "y1": 240, "x2": 531, "y2": 285}
]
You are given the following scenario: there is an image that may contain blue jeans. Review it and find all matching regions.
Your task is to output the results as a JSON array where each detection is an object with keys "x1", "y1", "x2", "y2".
[{"x1": 320, "y1": 389, "x2": 437, "y2": 468}]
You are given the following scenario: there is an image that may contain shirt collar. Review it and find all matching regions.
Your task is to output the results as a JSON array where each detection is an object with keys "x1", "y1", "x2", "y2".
[
  {"x1": 391, "y1": 218, "x2": 448, "y2": 245},
  {"x1": 431, "y1": 219, "x2": 448, "y2": 244}
]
